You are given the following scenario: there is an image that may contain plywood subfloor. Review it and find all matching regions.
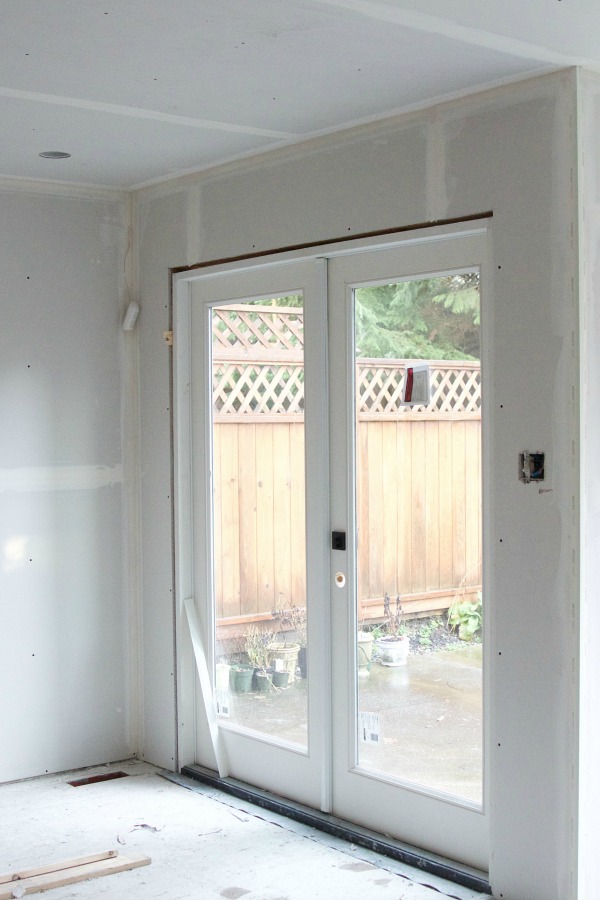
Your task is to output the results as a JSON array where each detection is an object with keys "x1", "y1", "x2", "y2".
[{"x1": 0, "y1": 760, "x2": 490, "y2": 899}]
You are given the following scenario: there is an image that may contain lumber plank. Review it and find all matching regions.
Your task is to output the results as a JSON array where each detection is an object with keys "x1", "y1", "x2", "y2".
[
  {"x1": 0, "y1": 851, "x2": 117, "y2": 885},
  {"x1": 0, "y1": 852, "x2": 150, "y2": 898}
]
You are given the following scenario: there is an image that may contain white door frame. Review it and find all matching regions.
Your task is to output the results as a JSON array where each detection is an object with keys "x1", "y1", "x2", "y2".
[
  {"x1": 327, "y1": 234, "x2": 490, "y2": 869},
  {"x1": 172, "y1": 217, "x2": 491, "y2": 864}
]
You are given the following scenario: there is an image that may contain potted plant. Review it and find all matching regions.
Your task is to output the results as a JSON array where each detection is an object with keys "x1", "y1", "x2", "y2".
[
  {"x1": 222, "y1": 635, "x2": 254, "y2": 692},
  {"x1": 245, "y1": 625, "x2": 274, "y2": 691},
  {"x1": 271, "y1": 668, "x2": 290, "y2": 688},
  {"x1": 229, "y1": 662, "x2": 254, "y2": 692},
  {"x1": 270, "y1": 602, "x2": 304, "y2": 682},
  {"x1": 374, "y1": 593, "x2": 410, "y2": 667}
]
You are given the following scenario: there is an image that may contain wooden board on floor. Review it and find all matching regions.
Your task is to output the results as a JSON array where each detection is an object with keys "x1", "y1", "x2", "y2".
[{"x1": 0, "y1": 850, "x2": 150, "y2": 898}]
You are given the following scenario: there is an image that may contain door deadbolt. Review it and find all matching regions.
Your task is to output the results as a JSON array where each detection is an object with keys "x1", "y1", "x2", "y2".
[{"x1": 332, "y1": 531, "x2": 346, "y2": 551}]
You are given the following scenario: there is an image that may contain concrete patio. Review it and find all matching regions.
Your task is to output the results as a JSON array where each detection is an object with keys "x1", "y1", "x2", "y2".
[{"x1": 223, "y1": 644, "x2": 483, "y2": 804}]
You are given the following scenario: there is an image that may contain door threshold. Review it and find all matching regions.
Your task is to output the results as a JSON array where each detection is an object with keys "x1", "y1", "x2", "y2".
[{"x1": 178, "y1": 764, "x2": 490, "y2": 895}]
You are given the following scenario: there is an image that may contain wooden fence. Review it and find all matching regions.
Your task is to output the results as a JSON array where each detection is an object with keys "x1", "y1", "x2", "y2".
[{"x1": 212, "y1": 305, "x2": 481, "y2": 623}]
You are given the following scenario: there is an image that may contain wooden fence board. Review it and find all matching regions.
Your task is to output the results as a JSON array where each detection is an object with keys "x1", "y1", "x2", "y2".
[
  {"x1": 357, "y1": 421, "x2": 371, "y2": 609},
  {"x1": 273, "y1": 424, "x2": 292, "y2": 607},
  {"x1": 425, "y1": 422, "x2": 441, "y2": 591},
  {"x1": 213, "y1": 416, "x2": 481, "y2": 619},
  {"x1": 382, "y1": 422, "x2": 399, "y2": 596},
  {"x1": 256, "y1": 423, "x2": 275, "y2": 609},
  {"x1": 452, "y1": 421, "x2": 467, "y2": 588},
  {"x1": 289, "y1": 420, "x2": 306, "y2": 607},
  {"x1": 396, "y1": 421, "x2": 413, "y2": 595},
  {"x1": 411, "y1": 421, "x2": 427, "y2": 594},
  {"x1": 438, "y1": 420, "x2": 454, "y2": 589},
  {"x1": 210, "y1": 308, "x2": 482, "y2": 622},
  {"x1": 237, "y1": 422, "x2": 258, "y2": 613},
  {"x1": 367, "y1": 421, "x2": 384, "y2": 599},
  {"x1": 224, "y1": 425, "x2": 242, "y2": 617},
  {"x1": 212, "y1": 422, "x2": 223, "y2": 617},
  {"x1": 465, "y1": 418, "x2": 482, "y2": 587}
]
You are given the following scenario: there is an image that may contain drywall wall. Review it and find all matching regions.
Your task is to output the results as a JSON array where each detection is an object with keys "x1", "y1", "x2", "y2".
[
  {"x1": 136, "y1": 191, "x2": 189, "y2": 770},
  {"x1": 577, "y1": 68, "x2": 600, "y2": 899},
  {"x1": 0, "y1": 184, "x2": 133, "y2": 781},
  {"x1": 135, "y1": 70, "x2": 579, "y2": 899}
]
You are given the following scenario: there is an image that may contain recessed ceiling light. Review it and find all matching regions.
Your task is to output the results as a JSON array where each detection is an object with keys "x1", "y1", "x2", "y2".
[{"x1": 39, "y1": 150, "x2": 71, "y2": 159}]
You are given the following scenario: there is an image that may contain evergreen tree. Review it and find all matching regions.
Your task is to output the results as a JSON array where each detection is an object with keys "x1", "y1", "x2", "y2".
[{"x1": 355, "y1": 273, "x2": 480, "y2": 360}]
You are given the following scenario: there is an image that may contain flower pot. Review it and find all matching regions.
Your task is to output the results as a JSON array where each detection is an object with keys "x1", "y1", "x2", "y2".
[
  {"x1": 215, "y1": 662, "x2": 231, "y2": 691},
  {"x1": 357, "y1": 630, "x2": 374, "y2": 675},
  {"x1": 271, "y1": 669, "x2": 290, "y2": 689},
  {"x1": 254, "y1": 670, "x2": 273, "y2": 692},
  {"x1": 229, "y1": 664, "x2": 254, "y2": 692},
  {"x1": 268, "y1": 643, "x2": 300, "y2": 684},
  {"x1": 375, "y1": 634, "x2": 410, "y2": 667}
]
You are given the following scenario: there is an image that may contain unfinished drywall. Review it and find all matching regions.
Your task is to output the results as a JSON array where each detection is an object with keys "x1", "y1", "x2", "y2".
[
  {"x1": 135, "y1": 70, "x2": 579, "y2": 899},
  {"x1": 0, "y1": 184, "x2": 133, "y2": 781},
  {"x1": 577, "y1": 68, "x2": 600, "y2": 899}
]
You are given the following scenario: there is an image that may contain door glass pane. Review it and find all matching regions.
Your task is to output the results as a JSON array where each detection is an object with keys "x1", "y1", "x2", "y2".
[
  {"x1": 354, "y1": 272, "x2": 483, "y2": 805},
  {"x1": 210, "y1": 295, "x2": 308, "y2": 748}
]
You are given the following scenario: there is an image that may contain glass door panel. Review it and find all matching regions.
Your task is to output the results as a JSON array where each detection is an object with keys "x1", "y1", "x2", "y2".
[
  {"x1": 210, "y1": 295, "x2": 308, "y2": 747},
  {"x1": 177, "y1": 229, "x2": 489, "y2": 865},
  {"x1": 184, "y1": 258, "x2": 329, "y2": 811},
  {"x1": 353, "y1": 274, "x2": 483, "y2": 804},
  {"x1": 328, "y1": 232, "x2": 488, "y2": 870}
]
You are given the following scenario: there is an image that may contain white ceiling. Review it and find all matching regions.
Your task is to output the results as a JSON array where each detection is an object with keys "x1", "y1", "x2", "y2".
[{"x1": 1, "y1": 0, "x2": 598, "y2": 190}]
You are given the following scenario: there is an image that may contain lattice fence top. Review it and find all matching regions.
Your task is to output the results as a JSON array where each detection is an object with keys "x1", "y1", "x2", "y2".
[
  {"x1": 357, "y1": 359, "x2": 481, "y2": 416},
  {"x1": 212, "y1": 304, "x2": 303, "y2": 355},
  {"x1": 214, "y1": 361, "x2": 305, "y2": 416},
  {"x1": 212, "y1": 306, "x2": 480, "y2": 418}
]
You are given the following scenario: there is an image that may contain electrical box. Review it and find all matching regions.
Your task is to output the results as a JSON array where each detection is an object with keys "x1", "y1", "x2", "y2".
[{"x1": 519, "y1": 451, "x2": 545, "y2": 484}]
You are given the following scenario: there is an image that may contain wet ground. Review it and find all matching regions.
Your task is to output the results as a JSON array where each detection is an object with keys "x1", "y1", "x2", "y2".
[{"x1": 220, "y1": 643, "x2": 483, "y2": 804}]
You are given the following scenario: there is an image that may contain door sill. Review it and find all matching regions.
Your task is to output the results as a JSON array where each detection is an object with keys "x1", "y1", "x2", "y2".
[{"x1": 178, "y1": 764, "x2": 490, "y2": 895}]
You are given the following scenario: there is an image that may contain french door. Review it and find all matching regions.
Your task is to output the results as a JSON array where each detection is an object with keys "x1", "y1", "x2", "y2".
[{"x1": 173, "y1": 224, "x2": 489, "y2": 870}]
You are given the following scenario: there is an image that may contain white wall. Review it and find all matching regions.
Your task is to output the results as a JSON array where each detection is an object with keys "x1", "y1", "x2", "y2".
[
  {"x1": 0, "y1": 184, "x2": 133, "y2": 781},
  {"x1": 578, "y1": 68, "x2": 600, "y2": 899},
  {"x1": 135, "y1": 70, "x2": 579, "y2": 899}
]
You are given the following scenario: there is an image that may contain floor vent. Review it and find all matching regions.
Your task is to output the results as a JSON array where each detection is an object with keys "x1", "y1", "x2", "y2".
[{"x1": 68, "y1": 771, "x2": 129, "y2": 787}]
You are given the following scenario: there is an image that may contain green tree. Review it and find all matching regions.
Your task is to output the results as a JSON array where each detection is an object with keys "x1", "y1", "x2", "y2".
[{"x1": 355, "y1": 273, "x2": 480, "y2": 360}]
